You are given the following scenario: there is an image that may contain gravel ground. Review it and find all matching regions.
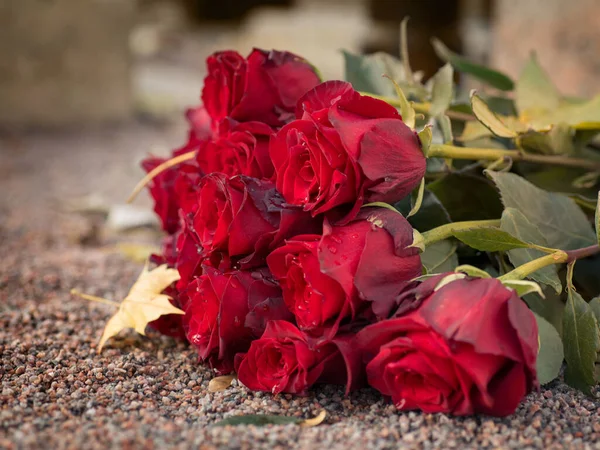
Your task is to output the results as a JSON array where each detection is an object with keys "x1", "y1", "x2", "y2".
[{"x1": 2, "y1": 124, "x2": 600, "y2": 450}]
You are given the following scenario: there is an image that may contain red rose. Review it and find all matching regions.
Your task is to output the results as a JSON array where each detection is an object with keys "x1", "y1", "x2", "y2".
[
  {"x1": 183, "y1": 266, "x2": 291, "y2": 374},
  {"x1": 358, "y1": 275, "x2": 539, "y2": 416},
  {"x1": 267, "y1": 207, "x2": 422, "y2": 334},
  {"x1": 202, "y1": 49, "x2": 321, "y2": 127},
  {"x1": 186, "y1": 173, "x2": 319, "y2": 264},
  {"x1": 270, "y1": 81, "x2": 426, "y2": 218},
  {"x1": 141, "y1": 133, "x2": 203, "y2": 234},
  {"x1": 235, "y1": 320, "x2": 364, "y2": 394},
  {"x1": 196, "y1": 119, "x2": 275, "y2": 180},
  {"x1": 185, "y1": 106, "x2": 213, "y2": 140}
]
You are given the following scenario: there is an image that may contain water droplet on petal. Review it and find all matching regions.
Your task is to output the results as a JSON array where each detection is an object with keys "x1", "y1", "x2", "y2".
[{"x1": 327, "y1": 245, "x2": 338, "y2": 254}]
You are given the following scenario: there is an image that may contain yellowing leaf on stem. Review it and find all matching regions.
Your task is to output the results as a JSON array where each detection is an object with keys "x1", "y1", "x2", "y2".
[{"x1": 74, "y1": 264, "x2": 182, "y2": 352}]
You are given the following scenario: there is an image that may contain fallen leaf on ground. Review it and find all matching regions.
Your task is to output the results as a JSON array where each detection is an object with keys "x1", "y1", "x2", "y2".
[
  {"x1": 72, "y1": 263, "x2": 182, "y2": 352},
  {"x1": 115, "y1": 242, "x2": 161, "y2": 263},
  {"x1": 208, "y1": 374, "x2": 236, "y2": 392}
]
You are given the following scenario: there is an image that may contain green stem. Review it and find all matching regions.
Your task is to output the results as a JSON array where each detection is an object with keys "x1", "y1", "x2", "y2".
[
  {"x1": 429, "y1": 144, "x2": 600, "y2": 172},
  {"x1": 363, "y1": 93, "x2": 475, "y2": 121},
  {"x1": 421, "y1": 219, "x2": 501, "y2": 247},
  {"x1": 498, "y1": 244, "x2": 600, "y2": 282}
]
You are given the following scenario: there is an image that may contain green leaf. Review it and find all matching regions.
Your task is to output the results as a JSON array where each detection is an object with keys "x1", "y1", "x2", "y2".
[
  {"x1": 427, "y1": 173, "x2": 503, "y2": 222},
  {"x1": 397, "y1": 189, "x2": 451, "y2": 232},
  {"x1": 399, "y1": 17, "x2": 414, "y2": 85},
  {"x1": 527, "y1": 94, "x2": 600, "y2": 131},
  {"x1": 563, "y1": 288, "x2": 600, "y2": 394},
  {"x1": 487, "y1": 171, "x2": 596, "y2": 250},
  {"x1": 459, "y1": 120, "x2": 493, "y2": 142},
  {"x1": 534, "y1": 312, "x2": 565, "y2": 385},
  {"x1": 407, "y1": 178, "x2": 425, "y2": 218},
  {"x1": 390, "y1": 79, "x2": 415, "y2": 129},
  {"x1": 589, "y1": 297, "x2": 600, "y2": 324},
  {"x1": 515, "y1": 53, "x2": 561, "y2": 117},
  {"x1": 342, "y1": 51, "x2": 404, "y2": 97},
  {"x1": 501, "y1": 208, "x2": 562, "y2": 293},
  {"x1": 417, "y1": 126, "x2": 432, "y2": 157},
  {"x1": 595, "y1": 192, "x2": 600, "y2": 246},
  {"x1": 429, "y1": 63, "x2": 454, "y2": 117},
  {"x1": 436, "y1": 114, "x2": 453, "y2": 144},
  {"x1": 421, "y1": 239, "x2": 459, "y2": 274},
  {"x1": 524, "y1": 289, "x2": 565, "y2": 335},
  {"x1": 470, "y1": 92, "x2": 518, "y2": 138},
  {"x1": 431, "y1": 38, "x2": 514, "y2": 91},
  {"x1": 452, "y1": 227, "x2": 531, "y2": 252}
]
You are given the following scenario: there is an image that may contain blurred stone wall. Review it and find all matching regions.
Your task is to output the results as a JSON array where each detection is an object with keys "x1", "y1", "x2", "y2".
[
  {"x1": 491, "y1": 0, "x2": 600, "y2": 97},
  {"x1": 0, "y1": 0, "x2": 135, "y2": 128}
]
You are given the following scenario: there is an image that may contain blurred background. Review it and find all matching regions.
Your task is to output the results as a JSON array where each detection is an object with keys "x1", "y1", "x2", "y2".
[{"x1": 1, "y1": 0, "x2": 600, "y2": 239}]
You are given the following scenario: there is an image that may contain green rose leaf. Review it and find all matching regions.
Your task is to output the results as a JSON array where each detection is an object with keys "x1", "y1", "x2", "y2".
[
  {"x1": 563, "y1": 288, "x2": 600, "y2": 394},
  {"x1": 431, "y1": 38, "x2": 514, "y2": 91},
  {"x1": 421, "y1": 239, "x2": 459, "y2": 274},
  {"x1": 429, "y1": 63, "x2": 454, "y2": 117},
  {"x1": 534, "y1": 312, "x2": 565, "y2": 385},
  {"x1": 501, "y1": 208, "x2": 561, "y2": 293},
  {"x1": 452, "y1": 227, "x2": 531, "y2": 252},
  {"x1": 487, "y1": 171, "x2": 596, "y2": 250},
  {"x1": 515, "y1": 53, "x2": 561, "y2": 118}
]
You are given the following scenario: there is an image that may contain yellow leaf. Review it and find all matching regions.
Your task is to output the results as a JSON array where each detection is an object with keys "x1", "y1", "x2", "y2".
[
  {"x1": 115, "y1": 242, "x2": 161, "y2": 263},
  {"x1": 300, "y1": 410, "x2": 327, "y2": 427},
  {"x1": 208, "y1": 374, "x2": 236, "y2": 392},
  {"x1": 98, "y1": 264, "x2": 182, "y2": 351}
]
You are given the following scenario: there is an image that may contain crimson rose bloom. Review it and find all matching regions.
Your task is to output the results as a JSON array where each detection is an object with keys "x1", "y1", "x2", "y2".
[
  {"x1": 267, "y1": 207, "x2": 422, "y2": 334},
  {"x1": 196, "y1": 119, "x2": 275, "y2": 180},
  {"x1": 235, "y1": 320, "x2": 364, "y2": 394},
  {"x1": 270, "y1": 81, "x2": 426, "y2": 218},
  {"x1": 183, "y1": 266, "x2": 291, "y2": 374},
  {"x1": 186, "y1": 173, "x2": 319, "y2": 264},
  {"x1": 141, "y1": 133, "x2": 203, "y2": 234},
  {"x1": 358, "y1": 274, "x2": 539, "y2": 416},
  {"x1": 202, "y1": 49, "x2": 321, "y2": 127}
]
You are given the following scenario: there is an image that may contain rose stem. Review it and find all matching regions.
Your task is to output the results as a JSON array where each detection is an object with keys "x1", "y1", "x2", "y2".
[
  {"x1": 428, "y1": 144, "x2": 600, "y2": 172},
  {"x1": 363, "y1": 93, "x2": 475, "y2": 121},
  {"x1": 126, "y1": 150, "x2": 196, "y2": 203},
  {"x1": 421, "y1": 219, "x2": 501, "y2": 247},
  {"x1": 498, "y1": 245, "x2": 600, "y2": 282}
]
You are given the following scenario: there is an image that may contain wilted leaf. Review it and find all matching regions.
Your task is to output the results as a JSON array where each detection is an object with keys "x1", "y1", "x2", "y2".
[
  {"x1": 421, "y1": 239, "x2": 459, "y2": 274},
  {"x1": 470, "y1": 92, "x2": 519, "y2": 138},
  {"x1": 86, "y1": 264, "x2": 182, "y2": 351},
  {"x1": 389, "y1": 78, "x2": 415, "y2": 129},
  {"x1": 563, "y1": 288, "x2": 600, "y2": 394},
  {"x1": 488, "y1": 171, "x2": 596, "y2": 250},
  {"x1": 515, "y1": 53, "x2": 561, "y2": 119},
  {"x1": 436, "y1": 114, "x2": 453, "y2": 144},
  {"x1": 459, "y1": 120, "x2": 493, "y2": 142},
  {"x1": 407, "y1": 179, "x2": 425, "y2": 218},
  {"x1": 417, "y1": 126, "x2": 433, "y2": 156},
  {"x1": 534, "y1": 312, "x2": 564, "y2": 385},
  {"x1": 528, "y1": 95, "x2": 600, "y2": 131},
  {"x1": 517, "y1": 124, "x2": 574, "y2": 156},
  {"x1": 429, "y1": 63, "x2": 454, "y2": 117},
  {"x1": 208, "y1": 374, "x2": 236, "y2": 392},
  {"x1": 214, "y1": 410, "x2": 327, "y2": 427},
  {"x1": 452, "y1": 227, "x2": 531, "y2": 252},
  {"x1": 501, "y1": 208, "x2": 562, "y2": 293},
  {"x1": 431, "y1": 38, "x2": 514, "y2": 91}
]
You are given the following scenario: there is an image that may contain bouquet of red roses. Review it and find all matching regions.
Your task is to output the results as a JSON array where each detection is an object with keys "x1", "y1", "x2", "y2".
[
  {"x1": 85, "y1": 34, "x2": 600, "y2": 418},
  {"x1": 127, "y1": 47, "x2": 543, "y2": 417}
]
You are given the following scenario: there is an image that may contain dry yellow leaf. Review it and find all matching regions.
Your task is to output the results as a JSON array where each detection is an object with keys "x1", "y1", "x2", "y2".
[
  {"x1": 208, "y1": 374, "x2": 236, "y2": 392},
  {"x1": 78, "y1": 263, "x2": 183, "y2": 352}
]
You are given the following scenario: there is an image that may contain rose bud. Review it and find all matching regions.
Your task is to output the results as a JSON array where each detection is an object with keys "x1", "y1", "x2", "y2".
[
  {"x1": 183, "y1": 266, "x2": 290, "y2": 374},
  {"x1": 270, "y1": 81, "x2": 426, "y2": 219},
  {"x1": 202, "y1": 49, "x2": 321, "y2": 127},
  {"x1": 196, "y1": 119, "x2": 275, "y2": 180},
  {"x1": 141, "y1": 133, "x2": 203, "y2": 234},
  {"x1": 188, "y1": 173, "x2": 319, "y2": 264},
  {"x1": 235, "y1": 320, "x2": 364, "y2": 394},
  {"x1": 267, "y1": 207, "x2": 422, "y2": 335},
  {"x1": 358, "y1": 274, "x2": 539, "y2": 416}
]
